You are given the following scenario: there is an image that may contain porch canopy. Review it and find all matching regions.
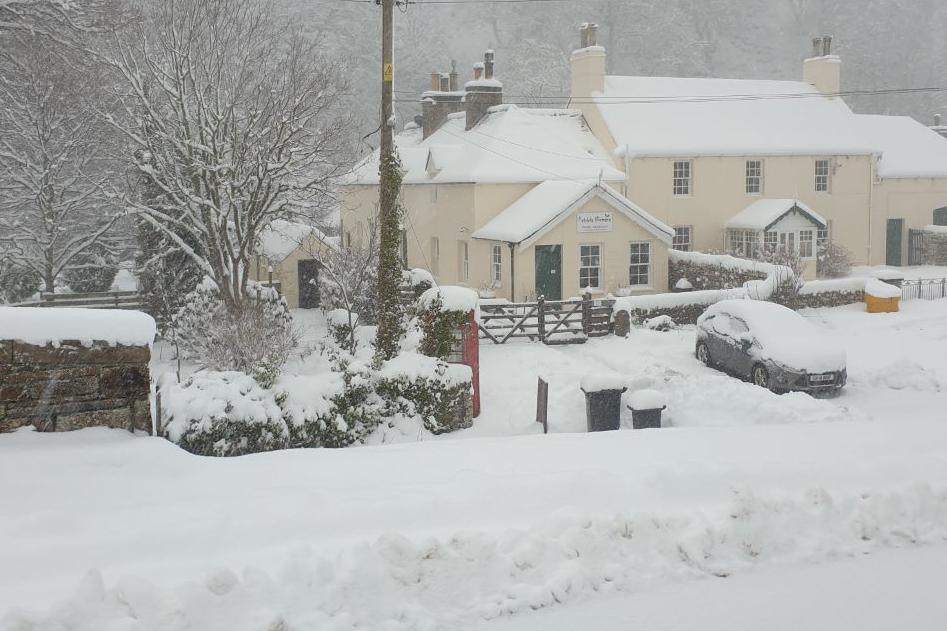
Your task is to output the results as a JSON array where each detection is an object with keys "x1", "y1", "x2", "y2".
[{"x1": 725, "y1": 199, "x2": 827, "y2": 258}]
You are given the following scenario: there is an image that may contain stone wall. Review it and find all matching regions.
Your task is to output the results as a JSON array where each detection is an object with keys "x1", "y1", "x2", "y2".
[
  {"x1": 919, "y1": 230, "x2": 947, "y2": 265},
  {"x1": 0, "y1": 340, "x2": 151, "y2": 434}
]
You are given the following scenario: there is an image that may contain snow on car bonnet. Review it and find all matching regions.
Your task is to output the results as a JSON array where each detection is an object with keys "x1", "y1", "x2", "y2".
[
  {"x1": 701, "y1": 300, "x2": 845, "y2": 373},
  {"x1": 0, "y1": 307, "x2": 157, "y2": 347}
]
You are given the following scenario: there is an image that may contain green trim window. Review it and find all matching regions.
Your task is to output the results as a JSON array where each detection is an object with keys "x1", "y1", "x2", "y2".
[{"x1": 799, "y1": 229, "x2": 814, "y2": 259}]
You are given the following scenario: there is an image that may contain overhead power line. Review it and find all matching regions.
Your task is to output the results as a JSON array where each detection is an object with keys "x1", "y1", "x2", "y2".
[{"x1": 394, "y1": 85, "x2": 947, "y2": 105}]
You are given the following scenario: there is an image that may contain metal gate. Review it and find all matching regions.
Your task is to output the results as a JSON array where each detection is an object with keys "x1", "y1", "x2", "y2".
[{"x1": 908, "y1": 229, "x2": 928, "y2": 266}]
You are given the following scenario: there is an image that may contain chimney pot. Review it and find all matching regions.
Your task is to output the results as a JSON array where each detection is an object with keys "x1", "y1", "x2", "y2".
[
  {"x1": 449, "y1": 59, "x2": 459, "y2": 91},
  {"x1": 936, "y1": 113, "x2": 943, "y2": 127},
  {"x1": 588, "y1": 23, "x2": 598, "y2": 47},
  {"x1": 473, "y1": 63, "x2": 483, "y2": 80},
  {"x1": 484, "y1": 50, "x2": 495, "y2": 80},
  {"x1": 822, "y1": 35, "x2": 832, "y2": 56},
  {"x1": 579, "y1": 23, "x2": 589, "y2": 48},
  {"x1": 439, "y1": 74, "x2": 450, "y2": 91},
  {"x1": 811, "y1": 37, "x2": 822, "y2": 57},
  {"x1": 430, "y1": 72, "x2": 441, "y2": 91}
]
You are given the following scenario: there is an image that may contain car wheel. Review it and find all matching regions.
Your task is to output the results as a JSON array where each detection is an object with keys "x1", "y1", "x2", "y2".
[
  {"x1": 696, "y1": 342, "x2": 712, "y2": 366},
  {"x1": 752, "y1": 364, "x2": 770, "y2": 390}
]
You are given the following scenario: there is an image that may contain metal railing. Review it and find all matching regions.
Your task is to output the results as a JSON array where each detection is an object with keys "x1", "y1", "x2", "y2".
[{"x1": 901, "y1": 278, "x2": 947, "y2": 301}]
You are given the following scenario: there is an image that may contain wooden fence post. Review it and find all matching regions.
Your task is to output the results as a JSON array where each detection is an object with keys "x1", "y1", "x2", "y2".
[
  {"x1": 536, "y1": 377, "x2": 548, "y2": 434},
  {"x1": 536, "y1": 295, "x2": 546, "y2": 342},
  {"x1": 154, "y1": 388, "x2": 162, "y2": 437},
  {"x1": 581, "y1": 291, "x2": 592, "y2": 335}
]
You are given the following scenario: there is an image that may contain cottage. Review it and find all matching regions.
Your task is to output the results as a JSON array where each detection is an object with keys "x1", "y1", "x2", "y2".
[
  {"x1": 570, "y1": 27, "x2": 947, "y2": 268},
  {"x1": 249, "y1": 220, "x2": 338, "y2": 309}
]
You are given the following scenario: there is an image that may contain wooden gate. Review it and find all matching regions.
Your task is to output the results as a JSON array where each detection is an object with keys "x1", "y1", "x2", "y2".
[
  {"x1": 908, "y1": 229, "x2": 929, "y2": 266},
  {"x1": 478, "y1": 292, "x2": 613, "y2": 345}
]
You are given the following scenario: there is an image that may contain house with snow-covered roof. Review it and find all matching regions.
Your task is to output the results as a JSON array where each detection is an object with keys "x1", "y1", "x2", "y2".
[
  {"x1": 341, "y1": 51, "x2": 672, "y2": 300},
  {"x1": 248, "y1": 219, "x2": 338, "y2": 309},
  {"x1": 569, "y1": 25, "x2": 947, "y2": 271}
]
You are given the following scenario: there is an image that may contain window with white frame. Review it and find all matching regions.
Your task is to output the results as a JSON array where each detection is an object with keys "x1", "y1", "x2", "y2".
[
  {"x1": 430, "y1": 237, "x2": 440, "y2": 274},
  {"x1": 729, "y1": 230, "x2": 750, "y2": 257},
  {"x1": 491, "y1": 244, "x2": 502, "y2": 285},
  {"x1": 745, "y1": 160, "x2": 763, "y2": 195},
  {"x1": 673, "y1": 160, "x2": 692, "y2": 196},
  {"x1": 672, "y1": 226, "x2": 692, "y2": 251},
  {"x1": 815, "y1": 159, "x2": 831, "y2": 192},
  {"x1": 458, "y1": 240, "x2": 469, "y2": 282},
  {"x1": 799, "y1": 229, "x2": 814, "y2": 258},
  {"x1": 628, "y1": 241, "x2": 651, "y2": 286},
  {"x1": 817, "y1": 221, "x2": 831, "y2": 247},
  {"x1": 764, "y1": 231, "x2": 778, "y2": 253},
  {"x1": 579, "y1": 244, "x2": 602, "y2": 290}
]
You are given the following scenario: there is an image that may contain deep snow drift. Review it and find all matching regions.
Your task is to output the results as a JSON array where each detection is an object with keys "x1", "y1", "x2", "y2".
[{"x1": 3, "y1": 420, "x2": 947, "y2": 629}]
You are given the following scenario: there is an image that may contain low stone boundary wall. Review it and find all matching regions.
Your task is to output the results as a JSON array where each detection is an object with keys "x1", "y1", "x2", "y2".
[
  {"x1": 668, "y1": 250, "x2": 775, "y2": 291},
  {"x1": 0, "y1": 340, "x2": 151, "y2": 433}
]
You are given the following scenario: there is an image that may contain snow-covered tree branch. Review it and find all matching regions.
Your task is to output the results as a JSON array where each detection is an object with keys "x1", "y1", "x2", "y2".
[
  {"x1": 109, "y1": 0, "x2": 354, "y2": 313},
  {"x1": 0, "y1": 30, "x2": 125, "y2": 292}
]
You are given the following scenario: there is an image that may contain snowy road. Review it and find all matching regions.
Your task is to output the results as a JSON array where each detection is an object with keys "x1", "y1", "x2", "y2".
[
  {"x1": 473, "y1": 546, "x2": 947, "y2": 631},
  {"x1": 3, "y1": 420, "x2": 947, "y2": 628}
]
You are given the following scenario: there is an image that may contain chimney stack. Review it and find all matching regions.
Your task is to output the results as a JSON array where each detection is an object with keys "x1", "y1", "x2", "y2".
[
  {"x1": 803, "y1": 34, "x2": 841, "y2": 96},
  {"x1": 465, "y1": 49, "x2": 503, "y2": 130},
  {"x1": 571, "y1": 21, "x2": 606, "y2": 98},
  {"x1": 422, "y1": 65, "x2": 465, "y2": 139}
]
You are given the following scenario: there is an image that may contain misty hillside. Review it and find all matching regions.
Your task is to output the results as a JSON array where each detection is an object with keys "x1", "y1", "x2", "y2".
[{"x1": 279, "y1": 0, "x2": 947, "y2": 151}]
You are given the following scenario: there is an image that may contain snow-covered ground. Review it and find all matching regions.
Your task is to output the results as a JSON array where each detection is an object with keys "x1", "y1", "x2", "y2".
[{"x1": 3, "y1": 298, "x2": 947, "y2": 629}]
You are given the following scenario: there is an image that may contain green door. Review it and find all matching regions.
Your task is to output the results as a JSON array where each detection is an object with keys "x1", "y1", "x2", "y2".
[
  {"x1": 886, "y1": 219, "x2": 904, "y2": 266},
  {"x1": 534, "y1": 245, "x2": 562, "y2": 300},
  {"x1": 934, "y1": 207, "x2": 947, "y2": 226}
]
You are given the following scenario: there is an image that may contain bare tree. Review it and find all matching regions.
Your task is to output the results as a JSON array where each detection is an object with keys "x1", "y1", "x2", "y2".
[
  {"x1": 109, "y1": 0, "x2": 353, "y2": 313},
  {"x1": 0, "y1": 31, "x2": 124, "y2": 292},
  {"x1": 311, "y1": 221, "x2": 379, "y2": 351}
]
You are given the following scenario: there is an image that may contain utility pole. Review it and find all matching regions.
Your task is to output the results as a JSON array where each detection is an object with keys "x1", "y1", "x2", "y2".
[{"x1": 374, "y1": 0, "x2": 405, "y2": 363}]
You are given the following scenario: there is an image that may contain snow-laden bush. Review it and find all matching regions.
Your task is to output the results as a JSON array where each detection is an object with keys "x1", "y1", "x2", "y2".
[
  {"x1": 326, "y1": 308, "x2": 359, "y2": 352},
  {"x1": 376, "y1": 353, "x2": 472, "y2": 435},
  {"x1": 0, "y1": 262, "x2": 39, "y2": 304},
  {"x1": 817, "y1": 241, "x2": 854, "y2": 279},
  {"x1": 278, "y1": 353, "x2": 383, "y2": 448},
  {"x1": 172, "y1": 281, "x2": 299, "y2": 387},
  {"x1": 162, "y1": 371, "x2": 289, "y2": 457},
  {"x1": 62, "y1": 244, "x2": 119, "y2": 293}
]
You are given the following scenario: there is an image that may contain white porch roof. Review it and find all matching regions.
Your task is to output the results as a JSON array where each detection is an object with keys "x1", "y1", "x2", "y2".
[
  {"x1": 471, "y1": 180, "x2": 673, "y2": 250},
  {"x1": 725, "y1": 199, "x2": 827, "y2": 232}
]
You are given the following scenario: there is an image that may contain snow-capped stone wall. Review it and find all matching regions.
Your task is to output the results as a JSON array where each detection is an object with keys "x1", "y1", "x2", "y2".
[
  {"x1": 918, "y1": 227, "x2": 947, "y2": 265},
  {"x1": 0, "y1": 338, "x2": 151, "y2": 434}
]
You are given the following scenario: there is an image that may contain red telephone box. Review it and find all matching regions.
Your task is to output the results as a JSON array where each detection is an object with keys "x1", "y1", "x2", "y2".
[{"x1": 448, "y1": 309, "x2": 480, "y2": 418}]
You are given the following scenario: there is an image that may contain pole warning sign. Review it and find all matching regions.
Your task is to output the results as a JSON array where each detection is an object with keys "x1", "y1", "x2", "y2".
[{"x1": 383, "y1": 63, "x2": 393, "y2": 81}]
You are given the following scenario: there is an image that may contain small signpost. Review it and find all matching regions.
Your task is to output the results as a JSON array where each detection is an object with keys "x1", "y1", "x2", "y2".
[{"x1": 536, "y1": 377, "x2": 549, "y2": 434}]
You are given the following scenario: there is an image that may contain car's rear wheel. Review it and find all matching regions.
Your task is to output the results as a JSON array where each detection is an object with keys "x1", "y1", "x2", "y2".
[
  {"x1": 696, "y1": 342, "x2": 712, "y2": 366},
  {"x1": 752, "y1": 364, "x2": 770, "y2": 390}
]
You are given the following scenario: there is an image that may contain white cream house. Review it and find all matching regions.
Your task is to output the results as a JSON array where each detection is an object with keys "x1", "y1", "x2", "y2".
[
  {"x1": 570, "y1": 26, "x2": 947, "y2": 268},
  {"x1": 341, "y1": 51, "x2": 672, "y2": 301},
  {"x1": 341, "y1": 30, "x2": 947, "y2": 299}
]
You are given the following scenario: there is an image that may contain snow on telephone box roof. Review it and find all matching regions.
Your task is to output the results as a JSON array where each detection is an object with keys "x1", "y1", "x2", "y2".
[
  {"x1": 346, "y1": 105, "x2": 625, "y2": 185},
  {"x1": 0, "y1": 307, "x2": 157, "y2": 347},
  {"x1": 602, "y1": 76, "x2": 877, "y2": 158},
  {"x1": 725, "y1": 199, "x2": 827, "y2": 232}
]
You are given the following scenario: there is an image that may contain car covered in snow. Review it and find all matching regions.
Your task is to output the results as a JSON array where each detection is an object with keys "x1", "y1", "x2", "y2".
[{"x1": 695, "y1": 300, "x2": 846, "y2": 395}]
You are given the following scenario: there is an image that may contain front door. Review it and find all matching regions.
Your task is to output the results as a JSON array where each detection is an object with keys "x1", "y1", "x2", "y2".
[
  {"x1": 534, "y1": 245, "x2": 562, "y2": 300},
  {"x1": 297, "y1": 259, "x2": 321, "y2": 309},
  {"x1": 886, "y1": 219, "x2": 904, "y2": 266}
]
